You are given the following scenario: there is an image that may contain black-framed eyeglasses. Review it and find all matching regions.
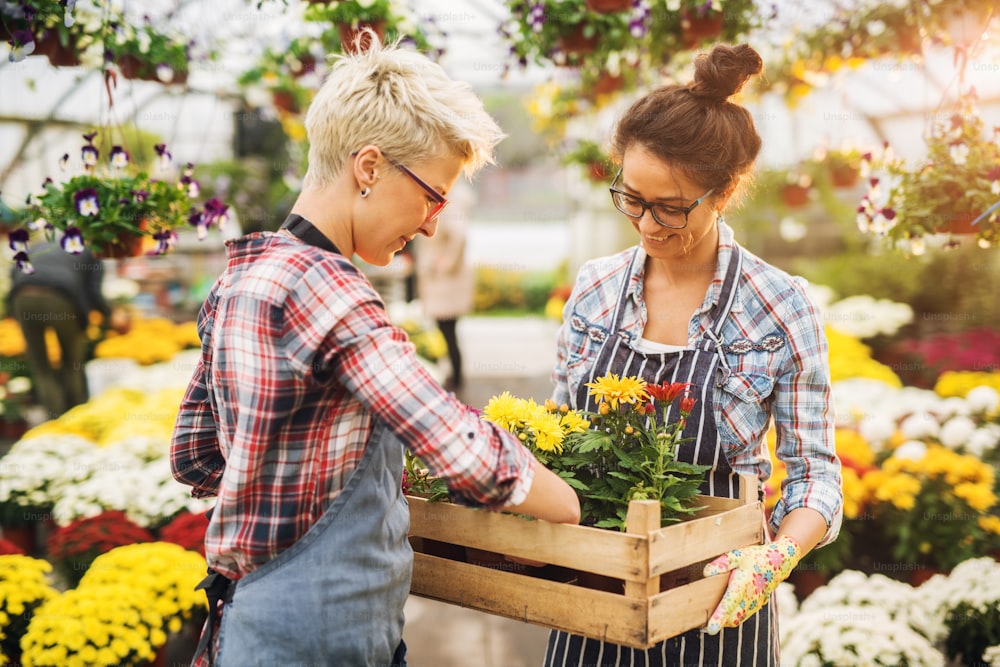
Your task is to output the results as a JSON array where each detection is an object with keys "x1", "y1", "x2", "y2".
[
  {"x1": 383, "y1": 153, "x2": 449, "y2": 222},
  {"x1": 609, "y1": 168, "x2": 714, "y2": 229}
]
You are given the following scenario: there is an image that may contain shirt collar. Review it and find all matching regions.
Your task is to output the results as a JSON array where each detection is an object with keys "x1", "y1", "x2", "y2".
[{"x1": 628, "y1": 218, "x2": 742, "y2": 315}]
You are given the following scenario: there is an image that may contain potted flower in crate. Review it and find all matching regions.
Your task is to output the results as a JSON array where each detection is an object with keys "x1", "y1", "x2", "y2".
[
  {"x1": 859, "y1": 94, "x2": 1000, "y2": 250},
  {"x1": 13, "y1": 131, "x2": 229, "y2": 268},
  {"x1": 107, "y1": 21, "x2": 191, "y2": 85},
  {"x1": 502, "y1": 0, "x2": 632, "y2": 68}
]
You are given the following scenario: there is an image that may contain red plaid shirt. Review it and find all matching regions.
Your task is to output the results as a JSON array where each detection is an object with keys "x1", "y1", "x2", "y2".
[{"x1": 171, "y1": 232, "x2": 534, "y2": 580}]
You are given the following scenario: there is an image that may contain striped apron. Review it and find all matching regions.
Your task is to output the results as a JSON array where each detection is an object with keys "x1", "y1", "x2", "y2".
[{"x1": 544, "y1": 245, "x2": 778, "y2": 666}]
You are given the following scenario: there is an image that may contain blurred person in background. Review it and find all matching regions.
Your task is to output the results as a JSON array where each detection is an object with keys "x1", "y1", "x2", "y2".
[
  {"x1": 415, "y1": 179, "x2": 476, "y2": 392},
  {"x1": 6, "y1": 241, "x2": 112, "y2": 420}
]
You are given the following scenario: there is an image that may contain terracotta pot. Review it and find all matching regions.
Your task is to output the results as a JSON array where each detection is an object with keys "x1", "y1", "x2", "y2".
[
  {"x1": 587, "y1": 161, "x2": 610, "y2": 182},
  {"x1": 829, "y1": 164, "x2": 860, "y2": 188},
  {"x1": 33, "y1": 29, "x2": 81, "y2": 67},
  {"x1": 337, "y1": 20, "x2": 386, "y2": 54},
  {"x1": 939, "y1": 211, "x2": 982, "y2": 235},
  {"x1": 557, "y1": 24, "x2": 599, "y2": 62},
  {"x1": 271, "y1": 90, "x2": 300, "y2": 114},
  {"x1": 118, "y1": 54, "x2": 157, "y2": 81},
  {"x1": 680, "y1": 8, "x2": 724, "y2": 48},
  {"x1": 589, "y1": 72, "x2": 625, "y2": 98},
  {"x1": 93, "y1": 232, "x2": 146, "y2": 259},
  {"x1": 780, "y1": 184, "x2": 811, "y2": 208},
  {"x1": 585, "y1": 0, "x2": 632, "y2": 12}
]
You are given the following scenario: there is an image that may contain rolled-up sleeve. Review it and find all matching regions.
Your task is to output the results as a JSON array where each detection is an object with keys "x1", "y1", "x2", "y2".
[
  {"x1": 768, "y1": 283, "x2": 843, "y2": 544},
  {"x1": 289, "y1": 259, "x2": 537, "y2": 510}
]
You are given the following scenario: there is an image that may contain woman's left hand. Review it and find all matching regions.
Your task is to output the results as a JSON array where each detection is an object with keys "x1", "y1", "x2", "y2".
[{"x1": 702, "y1": 535, "x2": 802, "y2": 634}]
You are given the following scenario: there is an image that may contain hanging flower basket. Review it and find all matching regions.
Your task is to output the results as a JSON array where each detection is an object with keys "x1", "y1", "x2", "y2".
[
  {"x1": 557, "y1": 24, "x2": 600, "y2": 59},
  {"x1": 680, "y1": 8, "x2": 724, "y2": 48},
  {"x1": 337, "y1": 20, "x2": 386, "y2": 54},
  {"x1": 585, "y1": 0, "x2": 632, "y2": 12},
  {"x1": 272, "y1": 89, "x2": 302, "y2": 114},
  {"x1": 92, "y1": 231, "x2": 147, "y2": 260},
  {"x1": 829, "y1": 164, "x2": 860, "y2": 188},
  {"x1": 781, "y1": 183, "x2": 811, "y2": 208},
  {"x1": 937, "y1": 211, "x2": 982, "y2": 236},
  {"x1": 589, "y1": 71, "x2": 625, "y2": 98},
  {"x1": 32, "y1": 29, "x2": 81, "y2": 67}
]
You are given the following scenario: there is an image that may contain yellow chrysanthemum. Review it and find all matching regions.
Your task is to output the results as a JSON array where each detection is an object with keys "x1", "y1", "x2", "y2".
[
  {"x1": 841, "y1": 467, "x2": 868, "y2": 519},
  {"x1": 825, "y1": 327, "x2": 902, "y2": 387},
  {"x1": 952, "y1": 482, "x2": 997, "y2": 513},
  {"x1": 585, "y1": 372, "x2": 648, "y2": 410},
  {"x1": 835, "y1": 428, "x2": 876, "y2": 468},
  {"x1": 935, "y1": 370, "x2": 1000, "y2": 398},
  {"x1": 978, "y1": 515, "x2": 1000, "y2": 535},
  {"x1": 526, "y1": 411, "x2": 565, "y2": 453},
  {"x1": 482, "y1": 391, "x2": 522, "y2": 431},
  {"x1": 559, "y1": 410, "x2": 590, "y2": 435}
]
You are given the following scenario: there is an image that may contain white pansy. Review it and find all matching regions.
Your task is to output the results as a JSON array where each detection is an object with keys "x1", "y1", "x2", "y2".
[
  {"x1": 938, "y1": 415, "x2": 978, "y2": 450},
  {"x1": 899, "y1": 411, "x2": 941, "y2": 440},
  {"x1": 893, "y1": 440, "x2": 928, "y2": 461},
  {"x1": 966, "y1": 385, "x2": 1000, "y2": 414}
]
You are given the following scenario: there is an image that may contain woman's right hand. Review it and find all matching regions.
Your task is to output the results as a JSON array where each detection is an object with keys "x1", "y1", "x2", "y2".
[{"x1": 506, "y1": 463, "x2": 581, "y2": 525}]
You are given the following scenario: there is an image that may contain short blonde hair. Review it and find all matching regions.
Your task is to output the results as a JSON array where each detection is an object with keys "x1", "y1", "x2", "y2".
[{"x1": 304, "y1": 33, "x2": 505, "y2": 186}]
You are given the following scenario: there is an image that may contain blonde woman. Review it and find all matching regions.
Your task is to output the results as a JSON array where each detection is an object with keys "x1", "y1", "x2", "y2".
[{"x1": 171, "y1": 34, "x2": 579, "y2": 667}]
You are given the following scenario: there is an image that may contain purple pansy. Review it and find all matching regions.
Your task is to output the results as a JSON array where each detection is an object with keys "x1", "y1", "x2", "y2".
[
  {"x1": 60, "y1": 226, "x2": 85, "y2": 254},
  {"x1": 110, "y1": 145, "x2": 130, "y2": 169},
  {"x1": 154, "y1": 143, "x2": 172, "y2": 169},
  {"x1": 59, "y1": 153, "x2": 70, "y2": 170},
  {"x1": 152, "y1": 229, "x2": 177, "y2": 254},
  {"x1": 180, "y1": 175, "x2": 200, "y2": 198},
  {"x1": 202, "y1": 198, "x2": 229, "y2": 230},
  {"x1": 188, "y1": 209, "x2": 209, "y2": 240},
  {"x1": 74, "y1": 187, "x2": 99, "y2": 216},
  {"x1": 8, "y1": 30, "x2": 35, "y2": 62},
  {"x1": 131, "y1": 189, "x2": 149, "y2": 202},
  {"x1": 13, "y1": 251, "x2": 34, "y2": 274},
  {"x1": 8, "y1": 228, "x2": 29, "y2": 252}
]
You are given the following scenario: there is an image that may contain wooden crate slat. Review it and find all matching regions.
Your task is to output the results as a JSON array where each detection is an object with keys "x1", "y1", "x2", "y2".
[
  {"x1": 408, "y1": 496, "x2": 647, "y2": 581},
  {"x1": 647, "y1": 575, "x2": 730, "y2": 643},
  {"x1": 647, "y1": 503, "x2": 765, "y2": 576},
  {"x1": 410, "y1": 552, "x2": 652, "y2": 649}
]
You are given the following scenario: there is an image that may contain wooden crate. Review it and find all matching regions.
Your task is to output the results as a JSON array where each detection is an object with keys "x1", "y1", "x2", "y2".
[{"x1": 407, "y1": 475, "x2": 764, "y2": 649}]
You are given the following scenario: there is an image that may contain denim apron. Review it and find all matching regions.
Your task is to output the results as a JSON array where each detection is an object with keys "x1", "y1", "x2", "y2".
[
  {"x1": 210, "y1": 417, "x2": 412, "y2": 666},
  {"x1": 544, "y1": 245, "x2": 778, "y2": 666}
]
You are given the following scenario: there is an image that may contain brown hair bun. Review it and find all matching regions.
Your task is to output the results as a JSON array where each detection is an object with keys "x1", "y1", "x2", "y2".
[{"x1": 688, "y1": 43, "x2": 764, "y2": 104}]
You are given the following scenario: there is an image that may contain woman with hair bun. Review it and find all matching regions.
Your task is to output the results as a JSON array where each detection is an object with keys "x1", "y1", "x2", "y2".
[
  {"x1": 548, "y1": 43, "x2": 843, "y2": 665},
  {"x1": 170, "y1": 33, "x2": 580, "y2": 667}
]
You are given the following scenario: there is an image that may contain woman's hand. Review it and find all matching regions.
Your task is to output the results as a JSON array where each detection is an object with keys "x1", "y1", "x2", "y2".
[{"x1": 702, "y1": 535, "x2": 802, "y2": 634}]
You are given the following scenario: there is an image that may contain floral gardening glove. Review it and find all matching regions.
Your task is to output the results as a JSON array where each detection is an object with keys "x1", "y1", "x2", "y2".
[{"x1": 702, "y1": 535, "x2": 802, "y2": 634}]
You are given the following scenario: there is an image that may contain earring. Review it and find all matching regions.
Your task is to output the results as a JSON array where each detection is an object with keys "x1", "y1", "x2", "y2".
[{"x1": 360, "y1": 187, "x2": 370, "y2": 198}]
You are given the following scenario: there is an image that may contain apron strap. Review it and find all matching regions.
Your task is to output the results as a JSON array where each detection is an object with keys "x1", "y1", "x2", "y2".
[
  {"x1": 609, "y1": 247, "x2": 642, "y2": 335},
  {"x1": 193, "y1": 568, "x2": 236, "y2": 666}
]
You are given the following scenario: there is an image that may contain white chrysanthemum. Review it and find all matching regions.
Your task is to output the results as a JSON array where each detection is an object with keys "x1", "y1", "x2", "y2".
[
  {"x1": 966, "y1": 385, "x2": 1000, "y2": 414},
  {"x1": 858, "y1": 414, "x2": 896, "y2": 450},
  {"x1": 893, "y1": 440, "x2": 928, "y2": 461},
  {"x1": 939, "y1": 415, "x2": 978, "y2": 450},
  {"x1": 900, "y1": 411, "x2": 941, "y2": 440}
]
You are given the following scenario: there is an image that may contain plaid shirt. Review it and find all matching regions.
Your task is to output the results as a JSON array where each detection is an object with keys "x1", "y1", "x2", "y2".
[
  {"x1": 552, "y1": 221, "x2": 843, "y2": 544},
  {"x1": 171, "y1": 232, "x2": 535, "y2": 580}
]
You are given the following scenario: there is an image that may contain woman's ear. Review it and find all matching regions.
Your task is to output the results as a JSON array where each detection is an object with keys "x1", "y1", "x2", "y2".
[{"x1": 352, "y1": 145, "x2": 382, "y2": 190}]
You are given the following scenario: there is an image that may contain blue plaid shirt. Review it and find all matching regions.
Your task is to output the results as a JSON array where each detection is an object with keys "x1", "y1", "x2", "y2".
[{"x1": 552, "y1": 221, "x2": 843, "y2": 544}]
